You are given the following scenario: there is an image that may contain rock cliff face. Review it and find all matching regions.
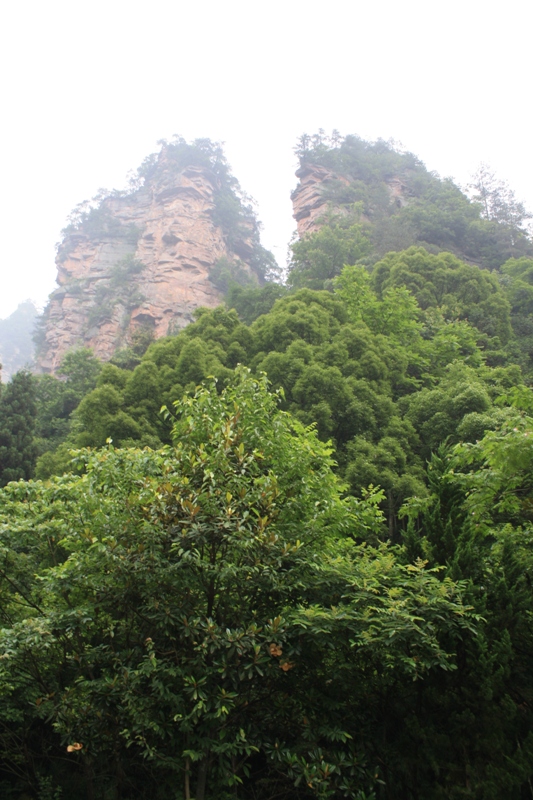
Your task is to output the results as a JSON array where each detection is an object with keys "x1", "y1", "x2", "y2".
[
  {"x1": 291, "y1": 164, "x2": 344, "y2": 238},
  {"x1": 291, "y1": 163, "x2": 411, "y2": 239},
  {"x1": 37, "y1": 144, "x2": 265, "y2": 373}
]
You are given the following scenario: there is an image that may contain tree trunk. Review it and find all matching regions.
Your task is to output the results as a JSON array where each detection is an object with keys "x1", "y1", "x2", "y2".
[
  {"x1": 195, "y1": 757, "x2": 208, "y2": 800},
  {"x1": 115, "y1": 753, "x2": 125, "y2": 800},
  {"x1": 184, "y1": 755, "x2": 191, "y2": 800},
  {"x1": 388, "y1": 490, "x2": 395, "y2": 540},
  {"x1": 83, "y1": 756, "x2": 95, "y2": 800}
]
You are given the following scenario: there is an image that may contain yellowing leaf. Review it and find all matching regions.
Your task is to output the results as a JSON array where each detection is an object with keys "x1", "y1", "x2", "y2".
[{"x1": 280, "y1": 660, "x2": 295, "y2": 671}]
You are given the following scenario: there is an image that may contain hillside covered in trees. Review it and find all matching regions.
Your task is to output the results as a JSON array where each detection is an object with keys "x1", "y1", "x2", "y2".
[{"x1": 2, "y1": 135, "x2": 533, "y2": 799}]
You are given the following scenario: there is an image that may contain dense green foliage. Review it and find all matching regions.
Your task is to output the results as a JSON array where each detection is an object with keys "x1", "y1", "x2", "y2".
[
  {"x1": 0, "y1": 371, "x2": 477, "y2": 799},
  {"x1": 289, "y1": 214, "x2": 372, "y2": 290},
  {"x1": 500, "y1": 257, "x2": 533, "y2": 373},
  {"x1": 2, "y1": 134, "x2": 533, "y2": 797},
  {"x1": 2, "y1": 369, "x2": 533, "y2": 798},
  {"x1": 293, "y1": 132, "x2": 533, "y2": 273},
  {"x1": 0, "y1": 371, "x2": 37, "y2": 486},
  {"x1": 31, "y1": 250, "x2": 527, "y2": 534}
]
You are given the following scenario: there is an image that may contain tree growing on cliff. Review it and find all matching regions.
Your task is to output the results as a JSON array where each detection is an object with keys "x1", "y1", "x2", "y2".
[
  {"x1": 288, "y1": 217, "x2": 371, "y2": 290},
  {"x1": 468, "y1": 163, "x2": 532, "y2": 231}
]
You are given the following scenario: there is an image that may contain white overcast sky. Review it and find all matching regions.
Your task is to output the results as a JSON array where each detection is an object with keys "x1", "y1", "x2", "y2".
[{"x1": 1, "y1": 0, "x2": 532, "y2": 319}]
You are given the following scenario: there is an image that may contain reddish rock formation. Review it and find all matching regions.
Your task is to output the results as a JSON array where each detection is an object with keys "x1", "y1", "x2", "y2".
[
  {"x1": 37, "y1": 148, "x2": 263, "y2": 373},
  {"x1": 291, "y1": 163, "x2": 412, "y2": 239},
  {"x1": 291, "y1": 164, "x2": 345, "y2": 238}
]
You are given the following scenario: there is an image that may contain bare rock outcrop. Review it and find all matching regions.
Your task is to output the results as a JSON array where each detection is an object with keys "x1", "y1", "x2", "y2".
[
  {"x1": 291, "y1": 164, "x2": 344, "y2": 238},
  {"x1": 37, "y1": 147, "x2": 263, "y2": 373},
  {"x1": 291, "y1": 163, "x2": 412, "y2": 240}
]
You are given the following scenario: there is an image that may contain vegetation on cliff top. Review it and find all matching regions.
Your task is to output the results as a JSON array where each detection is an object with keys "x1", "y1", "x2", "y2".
[
  {"x1": 35, "y1": 138, "x2": 279, "y2": 366},
  {"x1": 59, "y1": 136, "x2": 279, "y2": 284},
  {"x1": 294, "y1": 130, "x2": 533, "y2": 269}
]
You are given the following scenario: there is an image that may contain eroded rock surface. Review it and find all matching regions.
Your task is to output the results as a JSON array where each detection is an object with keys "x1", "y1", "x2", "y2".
[
  {"x1": 291, "y1": 163, "x2": 411, "y2": 239},
  {"x1": 291, "y1": 164, "x2": 342, "y2": 238},
  {"x1": 37, "y1": 152, "x2": 260, "y2": 373}
]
